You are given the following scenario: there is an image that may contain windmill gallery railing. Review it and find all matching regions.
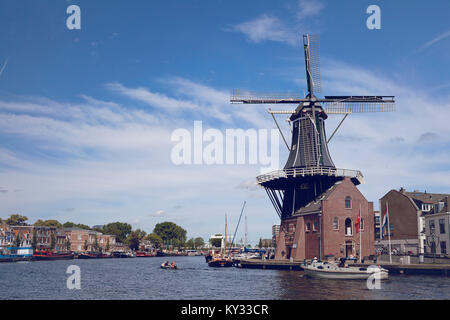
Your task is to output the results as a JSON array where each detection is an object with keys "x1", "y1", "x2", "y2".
[{"x1": 256, "y1": 167, "x2": 364, "y2": 184}]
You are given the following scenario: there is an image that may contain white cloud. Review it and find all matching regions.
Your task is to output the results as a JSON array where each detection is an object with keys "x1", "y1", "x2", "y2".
[
  {"x1": 416, "y1": 30, "x2": 450, "y2": 53},
  {"x1": 296, "y1": 0, "x2": 324, "y2": 21},
  {"x1": 228, "y1": 0, "x2": 324, "y2": 46},
  {"x1": 229, "y1": 14, "x2": 297, "y2": 46},
  {"x1": 0, "y1": 82, "x2": 279, "y2": 240}
]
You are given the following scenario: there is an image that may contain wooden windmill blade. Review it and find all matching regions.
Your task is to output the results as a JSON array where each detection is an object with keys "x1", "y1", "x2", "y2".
[
  {"x1": 321, "y1": 96, "x2": 396, "y2": 114},
  {"x1": 305, "y1": 34, "x2": 322, "y2": 94}
]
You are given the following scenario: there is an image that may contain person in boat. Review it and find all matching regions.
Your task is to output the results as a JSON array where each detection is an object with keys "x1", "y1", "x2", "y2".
[
  {"x1": 163, "y1": 261, "x2": 169, "y2": 268},
  {"x1": 171, "y1": 261, "x2": 176, "y2": 269}
]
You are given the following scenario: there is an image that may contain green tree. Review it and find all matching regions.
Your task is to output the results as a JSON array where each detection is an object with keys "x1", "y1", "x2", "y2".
[
  {"x1": 127, "y1": 229, "x2": 147, "y2": 251},
  {"x1": 93, "y1": 235, "x2": 99, "y2": 252},
  {"x1": 83, "y1": 239, "x2": 89, "y2": 251},
  {"x1": 6, "y1": 214, "x2": 28, "y2": 226},
  {"x1": 258, "y1": 238, "x2": 263, "y2": 249},
  {"x1": 102, "y1": 222, "x2": 132, "y2": 243},
  {"x1": 13, "y1": 233, "x2": 22, "y2": 247},
  {"x1": 31, "y1": 229, "x2": 37, "y2": 251},
  {"x1": 50, "y1": 234, "x2": 56, "y2": 251},
  {"x1": 153, "y1": 222, "x2": 187, "y2": 247},
  {"x1": 66, "y1": 238, "x2": 71, "y2": 251},
  {"x1": 194, "y1": 237, "x2": 205, "y2": 249},
  {"x1": 34, "y1": 219, "x2": 62, "y2": 228},
  {"x1": 145, "y1": 233, "x2": 163, "y2": 248},
  {"x1": 63, "y1": 222, "x2": 91, "y2": 230},
  {"x1": 186, "y1": 238, "x2": 195, "y2": 249},
  {"x1": 105, "y1": 238, "x2": 110, "y2": 252}
]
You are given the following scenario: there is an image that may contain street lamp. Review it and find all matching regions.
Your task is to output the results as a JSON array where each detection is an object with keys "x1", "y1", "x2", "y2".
[{"x1": 426, "y1": 230, "x2": 438, "y2": 264}]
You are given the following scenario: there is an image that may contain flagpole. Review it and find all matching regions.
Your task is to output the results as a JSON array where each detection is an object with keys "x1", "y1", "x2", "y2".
[
  {"x1": 359, "y1": 203, "x2": 362, "y2": 263},
  {"x1": 386, "y1": 202, "x2": 392, "y2": 264}
]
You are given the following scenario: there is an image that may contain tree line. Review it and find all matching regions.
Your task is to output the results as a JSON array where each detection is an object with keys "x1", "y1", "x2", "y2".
[{"x1": 1, "y1": 214, "x2": 205, "y2": 251}]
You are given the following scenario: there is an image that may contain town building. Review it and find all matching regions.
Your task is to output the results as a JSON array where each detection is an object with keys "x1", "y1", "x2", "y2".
[
  {"x1": 65, "y1": 227, "x2": 116, "y2": 252},
  {"x1": 378, "y1": 188, "x2": 450, "y2": 255},
  {"x1": 423, "y1": 196, "x2": 450, "y2": 257},
  {"x1": 374, "y1": 211, "x2": 381, "y2": 240},
  {"x1": 0, "y1": 223, "x2": 14, "y2": 249},
  {"x1": 10, "y1": 226, "x2": 33, "y2": 248},
  {"x1": 32, "y1": 226, "x2": 58, "y2": 251},
  {"x1": 275, "y1": 177, "x2": 374, "y2": 261},
  {"x1": 272, "y1": 225, "x2": 280, "y2": 246}
]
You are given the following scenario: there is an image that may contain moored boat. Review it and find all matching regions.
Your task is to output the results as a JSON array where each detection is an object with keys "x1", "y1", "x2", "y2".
[
  {"x1": 33, "y1": 250, "x2": 74, "y2": 261},
  {"x1": 208, "y1": 214, "x2": 233, "y2": 268},
  {"x1": 136, "y1": 251, "x2": 156, "y2": 257},
  {"x1": 0, "y1": 246, "x2": 33, "y2": 262},
  {"x1": 302, "y1": 261, "x2": 389, "y2": 280},
  {"x1": 208, "y1": 256, "x2": 233, "y2": 267},
  {"x1": 77, "y1": 252, "x2": 112, "y2": 259}
]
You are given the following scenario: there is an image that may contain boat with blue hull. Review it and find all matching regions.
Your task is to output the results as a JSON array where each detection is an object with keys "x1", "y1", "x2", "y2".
[{"x1": 0, "y1": 246, "x2": 33, "y2": 262}]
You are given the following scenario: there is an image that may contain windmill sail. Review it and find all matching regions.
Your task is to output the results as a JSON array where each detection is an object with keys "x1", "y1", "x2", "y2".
[{"x1": 307, "y1": 34, "x2": 321, "y2": 94}]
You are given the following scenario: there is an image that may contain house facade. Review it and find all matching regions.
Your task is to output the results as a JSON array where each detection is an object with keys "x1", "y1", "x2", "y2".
[
  {"x1": 275, "y1": 177, "x2": 374, "y2": 261},
  {"x1": 423, "y1": 196, "x2": 450, "y2": 257},
  {"x1": 10, "y1": 226, "x2": 33, "y2": 248},
  {"x1": 65, "y1": 227, "x2": 116, "y2": 252},
  {"x1": 378, "y1": 188, "x2": 450, "y2": 255}
]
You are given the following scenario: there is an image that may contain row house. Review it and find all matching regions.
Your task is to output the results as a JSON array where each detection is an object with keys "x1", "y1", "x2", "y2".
[
  {"x1": 0, "y1": 223, "x2": 14, "y2": 249},
  {"x1": 65, "y1": 227, "x2": 116, "y2": 252},
  {"x1": 379, "y1": 188, "x2": 450, "y2": 255},
  {"x1": 9, "y1": 226, "x2": 33, "y2": 248},
  {"x1": 423, "y1": 196, "x2": 450, "y2": 257}
]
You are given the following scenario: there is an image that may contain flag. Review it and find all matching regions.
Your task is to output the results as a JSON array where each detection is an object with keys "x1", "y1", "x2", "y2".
[
  {"x1": 355, "y1": 209, "x2": 361, "y2": 233},
  {"x1": 381, "y1": 205, "x2": 388, "y2": 239}
]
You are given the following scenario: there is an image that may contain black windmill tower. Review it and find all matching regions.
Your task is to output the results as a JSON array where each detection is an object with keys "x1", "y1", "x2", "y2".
[{"x1": 230, "y1": 34, "x2": 395, "y2": 240}]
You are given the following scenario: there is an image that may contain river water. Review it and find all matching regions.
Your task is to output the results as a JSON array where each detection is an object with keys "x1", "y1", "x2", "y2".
[{"x1": 0, "y1": 256, "x2": 449, "y2": 300}]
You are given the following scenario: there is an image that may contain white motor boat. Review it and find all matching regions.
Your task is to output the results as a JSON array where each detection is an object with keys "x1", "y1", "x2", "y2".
[{"x1": 302, "y1": 261, "x2": 389, "y2": 280}]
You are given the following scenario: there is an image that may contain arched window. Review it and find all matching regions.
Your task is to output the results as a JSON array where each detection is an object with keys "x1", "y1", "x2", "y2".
[
  {"x1": 332, "y1": 217, "x2": 339, "y2": 230},
  {"x1": 345, "y1": 218, "x2": 353, "y2": 236},
  {"x1": 345, "y1": 196, "x2": 352, "y2": 209}
]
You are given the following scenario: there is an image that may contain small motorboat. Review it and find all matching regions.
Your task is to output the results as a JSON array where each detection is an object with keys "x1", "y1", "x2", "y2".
[
  {"x1": 302, "y1": 261, "x2": 389, "y2": 280},
  {"x1": 160, "y1": 262, "x2": 177, "y2": 269}
]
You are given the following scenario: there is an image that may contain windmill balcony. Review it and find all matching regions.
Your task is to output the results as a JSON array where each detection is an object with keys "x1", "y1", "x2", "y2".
[{"x1": 256, "y1": 167, "x2": 364, "y2": 185}]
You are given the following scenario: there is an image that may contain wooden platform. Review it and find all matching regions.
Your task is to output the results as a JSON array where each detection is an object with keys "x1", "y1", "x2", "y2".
[{"x1": 237, "y1": 259, "x2": 303, "y2": 270}]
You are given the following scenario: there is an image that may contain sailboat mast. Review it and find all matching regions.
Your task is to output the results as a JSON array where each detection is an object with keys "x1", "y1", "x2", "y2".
[
  {"x1": 224, "y1": 213, "x2": 227, "y2": 255},
  {"x1": 244, "y1": 216, "x2": 248, "y2": 248}
]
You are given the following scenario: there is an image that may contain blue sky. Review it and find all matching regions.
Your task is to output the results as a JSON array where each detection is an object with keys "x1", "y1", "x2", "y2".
[{"x1": 0, "y1": 0, "x2": 449, "y2": 244}]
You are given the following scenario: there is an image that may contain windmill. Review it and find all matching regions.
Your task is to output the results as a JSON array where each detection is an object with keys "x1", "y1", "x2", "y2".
[{"x1": 230, "y1": 34, "x2": 395, "y2": 225}]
